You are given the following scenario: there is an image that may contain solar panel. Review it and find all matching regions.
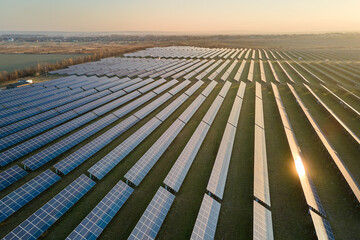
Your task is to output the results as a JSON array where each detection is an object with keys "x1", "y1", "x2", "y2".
[
  {"x1": 153, "y1": 79, "x2": 178, "y2": 94},
  {"x1": 288, "y1": 84, "x2": 360, "y2": 203},
  {"x1": 309, "y1": 209, "x2": 335, "y2": 240},
  {"x1": 66, "y1": 180, "x2": 133, "y2": 240},
  {"x1": 253, "y1": 201, "x2": 274, "y2": 240},
  {"x1": 109, "y1": 78, "x2": 142, "y2": 93},
  {"x1": 3, "y1": 174, "x2": 95, "y2": 240},
  {"x1": 0, "y1": 166, "x2": 28, "y2": 191},
  {"x1": 88, "y1": 118, "x2": 162, "y2": 180},
  {"x1": 202, "y1": 96, "x2": 224, "y2": 125},
  {"x1": 54, "y1": 116, "x2": 138, "y2": 175},
  {"x1": 128, "y1": 187, "x2": 175, "y2": 240},
  {"x1": 168, "y1": 80, "x2": 191, "y2": 95},
  {"x1": 134, "y1": 93, "x2": 172, "y2": 120},
  {"x1": 234, "y1": 60, "x2": 246, "y2": 81},
  {"x1": 248, "y1": 60, "x2": 255, "y2": 82},
  {"x1": 22, "y1": 114, "x2": 118, "y2": 171},
  {"x1": 304, "y1": 84, "x2": 360, "y2": 145},
  {"x1": 190, "y1": 194, "x2": 221, "y2": 240},
  {"x1": 164, "y1": 121, "x2": 210, "y2": 192},
  {"x1": 0, "y1": 170, "x2": 61, "y2": 222},
  {"x1": 138, "y1": 79, "x2": 166, "y2": 94},
  {"x1": 92, "y1": 91, "x2": 141, "y2": 117},
  {"x1": 0, "y1": 112, "x2": 97, "y2": 166},
  {"x1": 72, "y1": 90, "x2": 124, "y2": 115},
  {"x1": 156, "y1": 94, "x2": 188, "y2": 122},
  {"x1": 184, "y1": 80, "x2": 204, "y2": 96},
  {"x1": 206, "y1": 124, "x2": 236, "y2": 200},
  {"x1": 271, "y1": 83, "x2": 327, "y2": 217},
  {"x1": 124, "y1": 79, "x2": 154, "y2": 93},
  {"x1": 178, "y1": 95, "x2": 206, "y2": 124},
  {"x1": 218, "y1": 81, "x2": 232, "y2": 98},
  {"x1": 125, "y1": 119, "x2": 185, "y2": 186},
  {"x1": 201, "y1": 81, "x2": 218, "y2": 97},
  {"x1": 228, "y1": 96, "x2": 245, "y2": 127},
  {"x1": 112, "y1": 92, "x2": 157, "y2": 119},
  {"x1": 259, "y1": 60, "x2": 266, "y2": 82},
  {"x1": 275, "y1": 60, "x2": 293, "y2": 83}
]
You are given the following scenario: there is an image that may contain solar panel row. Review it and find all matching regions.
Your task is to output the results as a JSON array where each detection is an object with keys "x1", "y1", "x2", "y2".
[
  {"x1": 88, "y1": 81, "x2": 194, "y2": 180},
  {"x1": 288, "y1": 84, "x2": 360, "y2": 203},
  {"x1": 190, "y1": 194, "x2": 221, "y2": 240},
  {"x1": 248, "y1": 60, "x2": 255, "y2": 82},
  {"x1": 275, "y1": 60, "x2": 294, "y2": 83},
  {"x1": 128, "y1": 187, "x2": 175, "y2": 240},
  {"x1": 304, "y1": 84, "x2": 360, "y2": 145},
  {"x1": 0, "y1": 165, "x2": 28, "y2": 191},
  {"x1": 259, "y1": 60, "x2": 266, "y2": 83},
  {"x1": 164, "y1": 82, "x2": 231, "y2": 193},
  {"x1": 252, "y1": 82, "x2": 274, "y2": 239},
  {"x1": 55, "y1": 80, "x2": 182, "y2": 175},
  {"x1": 0, "y1": 112, "x2": 97, "y2": 166},
  {"x1": 0, "y1": 170, "x2": 61, "y2": 222},
  {"x1": 67, "y1": 180, "x2": 133, "y2": 240},
  {"x1": 234, "y1": 60, "x2": 246, "y2": 81},
  {"x1": 271, "y1": 83, "x2": 331, "y2": 227},
  {"x1": 3, "y1": 174, "x2": 95, "y2": 240},
  {"x1": 22, "y1": 114, "x2": 118, "y2": 171},
  {"x1": 125, "y1": 82, "x2": 211, "y2": 187}
]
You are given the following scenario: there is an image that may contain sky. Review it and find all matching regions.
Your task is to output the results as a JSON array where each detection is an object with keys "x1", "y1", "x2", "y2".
[{"x1": 0, "y1": 0, "x2": 359, "y2": 34}]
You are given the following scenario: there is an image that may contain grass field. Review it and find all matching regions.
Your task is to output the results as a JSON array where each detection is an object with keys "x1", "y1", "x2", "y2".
[
  {"x1": 0, "y1": 46, "x2": 359, "y2": 240},
  {"x1": 0, "y1": 53, "x2": 87, "y2": 72}
]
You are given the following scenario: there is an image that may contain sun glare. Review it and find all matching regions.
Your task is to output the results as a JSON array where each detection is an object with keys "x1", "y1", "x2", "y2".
[{"x1": 294, "y1": 155, "x2": 306, "y2": 177}]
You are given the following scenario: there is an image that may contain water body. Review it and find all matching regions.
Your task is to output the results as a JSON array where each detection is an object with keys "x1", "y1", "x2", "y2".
[{"x1": 0, "y1": 53, "x2": 85, "y2": 72}]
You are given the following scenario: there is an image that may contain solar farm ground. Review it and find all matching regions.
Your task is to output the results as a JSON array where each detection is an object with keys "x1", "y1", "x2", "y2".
[{"x1": 0, "y1": 47, "x2": 359, "y2": 240}]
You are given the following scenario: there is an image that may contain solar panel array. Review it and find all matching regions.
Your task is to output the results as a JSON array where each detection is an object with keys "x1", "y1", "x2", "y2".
[
  {"x1": 0, "y1": 170, "x2": 61, "y2": 222},
  {"x1": 125, "y1": 81, "x2": 213, "y2": 187},
  {"x1": 128, "y1": 187, "x2": 175, "y2": 240},
  {"x1": 67, "y1": 180, "x2": 133, "y2": 240},
  {"x1": 288, "y1": 84, "x2": 360, "y2": 203},
  {"x1": 253, "y1": 82, "x2": 271, "y2": 207},
  {"x1": 271, "y1": 83, "x2": 335, "y2": 238},
  {"x1": 304, "y1": 84, "x2": 360, "y2": 144},
  {"x1": 190, "y1": 194, "x2": 221, "y2": 240},
  {"x1": 164, "y1": 82, "x2": 232, "y2": 193},
  {"x1": 0, "y1": 165, "x2": 28, "y2": 191},
  {"x1": 3, "y1": 174, "x2": 95, "y2": 240},
  {"x1": 0, "y1": 46, "x2": 358, "y2": 239},
  {"x1": 206, "y1": 82, "x2": 246, "y2": 200}
]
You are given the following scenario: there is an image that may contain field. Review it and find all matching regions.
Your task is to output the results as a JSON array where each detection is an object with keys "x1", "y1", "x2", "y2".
[
  {"x1": 0, "y1": 54, "x2": 87, "y2": 72},
  {"x1": 0, "y1": 46, "x2": 359, "y2": 240}
]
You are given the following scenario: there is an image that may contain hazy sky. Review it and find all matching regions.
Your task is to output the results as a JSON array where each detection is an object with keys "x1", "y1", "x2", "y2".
[{"x1": 1, "y1": 0, "x2": 359, "y2": 33}]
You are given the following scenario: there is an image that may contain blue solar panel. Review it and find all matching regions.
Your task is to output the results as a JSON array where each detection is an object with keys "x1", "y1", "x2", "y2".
[
  {"x1": 0, "y1": 111, "x2": 78, "y2": 151},
  {"x1": 112, "y1": 92, "x2": 156, "y2": 119},
  {"x1": 92, "y1": 91, "x2": 140, "y2": 116},
  {"x1": 0, "y1": 110, "x2": 59, "y2": 138},
  {"x1": 0, "y1": 166, "x2": 28, "y2": 191},
  {"x1": 0, "y1": 112, "x2": 97, "y2": 166},
  {"x1": 22, "y1": 114, "x2": 118, "y2": 171},
  {"x1": 2, "y1": 174, "x2": 95, "y2": 240},
  {"x1": 109, "y1": 78, "x2": 142, "y2": 93},
  {"x1": 0, "y1": 170, "x2": 61, "y2": 222},
  {"x1": 54, "y1": 116, "x2": 138, "y2": 175},
  {"x1": 0, "y1": 108, "x2": 42, "y2": 127},
  {"x1": 72, "y1": 90, "x2": 124, "y2": 115},
  {"x1": 66, "y1": 180, "x2": 133, "y2": 240},
  {"x1": 88, "y1": 118, "x2": 162, "y2": 180},
  {"x1": 128, "y1": 187, "x2": 175, "y2": 240},
  {"x1": 55, "y1": 90, "x2": 109, "y2": 113},
  {"x1": 2, "y1": 87, "x2": 67, "y2": 109}
]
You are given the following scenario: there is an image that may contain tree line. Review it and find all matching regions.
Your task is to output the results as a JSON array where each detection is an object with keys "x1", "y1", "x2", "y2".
[{"x1": 0, "y1": 45, "x2": 151, "y2": 83}]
